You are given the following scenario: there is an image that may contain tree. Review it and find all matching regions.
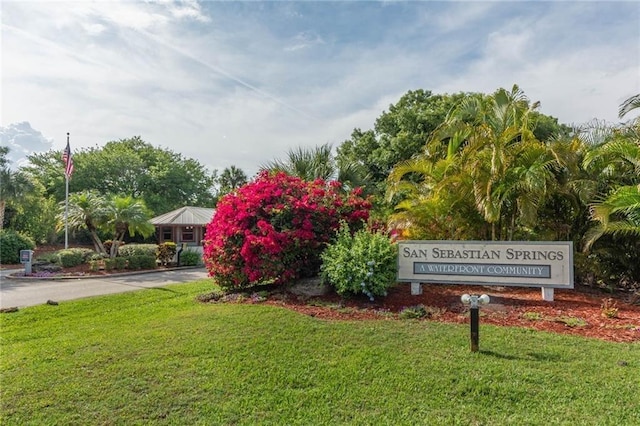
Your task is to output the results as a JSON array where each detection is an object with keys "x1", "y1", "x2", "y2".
[
  {"x1": 59, "y1": 191, "x2": 108, "y2": 254},
  {"x1": 104, "y1": 195, "x2": 155, "y2": 257},
  {"x1": 9, "y1": 182, "x2": 59, "y2": 244},
  {"x1": 387, "y1": 85, "x2": 565, "y2": 241},
  {"x1": 582, "y1": 93, "x2": 640, "y2": 250},
  {"x1": 217, "y1": 165, "x2": 248, "y2": 197},
  {"x1": 20, "y1": 151, "x2": 68, "y2": 201},
  {"x1": 0, "y1": 147, "x2": 34, "y2": 230},
  {"x1": 262, "y1": 143, "x2": 370, "y2": 194},
  {"x1": 337, "y1": 89, "x2": 572, "y2": 198},
  {"x1": 337, "y1": 90, "x2": 470, "y2": 186},
  {"x1": 24, "y1": 137, "x2": 217, "y2": 215},
  {"x1": 262, "y1": 143, "x2": 336, "y2": 181}
]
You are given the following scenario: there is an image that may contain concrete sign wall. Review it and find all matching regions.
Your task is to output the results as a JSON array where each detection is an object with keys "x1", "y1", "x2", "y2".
[{"x1": 398, "y1": 241, "x2": 574, "y2": 289}]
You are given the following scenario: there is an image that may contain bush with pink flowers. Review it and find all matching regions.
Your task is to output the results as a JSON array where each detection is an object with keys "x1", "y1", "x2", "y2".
[{"x1": 203, "y1": 171, "x2": 371, "y2": 290}]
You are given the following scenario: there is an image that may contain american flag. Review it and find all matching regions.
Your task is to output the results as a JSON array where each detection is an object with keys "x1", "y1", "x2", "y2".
[{"x1": 62, "y1": 139, "x2": 74, "y2": 177}]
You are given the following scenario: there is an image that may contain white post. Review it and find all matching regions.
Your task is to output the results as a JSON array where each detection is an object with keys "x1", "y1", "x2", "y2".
[
  {"x1": 64, "y1": 132, "x2": 70, "y2": 249},
  {"x1": 410, "y1": 282, "x2": 423, "y2": 295},
  {"x1": 541, "y1": 287, "x2": 554, "y2": 301},
  {"x1": 64, "y1": 173, "x2": 69, "y2": 249}
]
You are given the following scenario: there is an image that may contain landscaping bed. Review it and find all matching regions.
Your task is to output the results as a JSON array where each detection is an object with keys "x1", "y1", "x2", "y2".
[{"x1": 213, "y1": 281, "x2": 640, "y2": 343}]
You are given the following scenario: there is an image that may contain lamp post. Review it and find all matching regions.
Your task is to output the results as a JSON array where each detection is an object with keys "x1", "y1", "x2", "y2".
[{"x1": 461, "y1": 294, "x2": 490, "y2": 352}]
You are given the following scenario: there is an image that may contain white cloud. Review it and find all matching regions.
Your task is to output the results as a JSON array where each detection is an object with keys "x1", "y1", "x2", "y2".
[
  {"x1": 0, "y1": 122, "x2": 54, "y2": 168},
  {"x1": 2, "y1": 0, "x2": 638, "y2": 179}
]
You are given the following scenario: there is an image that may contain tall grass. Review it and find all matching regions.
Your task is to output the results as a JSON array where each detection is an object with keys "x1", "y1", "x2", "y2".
[{"x1": 1, "y1": 280, "x2": 639, "y2": 425}]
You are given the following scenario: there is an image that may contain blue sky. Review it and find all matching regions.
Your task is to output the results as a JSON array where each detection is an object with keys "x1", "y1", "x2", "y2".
[{"x1": 2, "y1": 1, "x2": 638, "y2": 175}]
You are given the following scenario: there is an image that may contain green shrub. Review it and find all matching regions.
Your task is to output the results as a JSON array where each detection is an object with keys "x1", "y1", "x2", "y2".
[
  {"x1": 320, "y1": 223, "x2": 397, "y2": 301},
  {"x1": 157, "y1": 242, "x2": 177, "y2": 265},
  {"x1": 119, "y1": 244, "x2": 157, "y2": 258},
  {"x1": 37, "y1": 252, "x2": 60, "y2": 264},
  {"x1": 139, "y1": 255, "x2": 156, "y2": 270},
  {"x1": 104, "y1": 258, "x2": 115, "y2": 271},
  {"x1": 114, "y1": 257, "x2": 127, "y2": 270},
  {"x1": 399, "y1": 305, "x2": 427, "y2": 320},
  {"x1": 89, "y1": 260, "x2": 101, "y2": 272},
  {"x1": 89, "y1": 253, "x2": 107, "y2": 261},
  {"x1": 57, "y1": 248, "x2": 93, "y2": 268},
  {"x1": 0, "y1": 230, "x2": 35, "y2": 264},
  {"x1": 126, "y1": 256, "x2": 141, "y2": 270},
  {"x1": 180, "y1": 250, "x2": 201, "y2": 266}
]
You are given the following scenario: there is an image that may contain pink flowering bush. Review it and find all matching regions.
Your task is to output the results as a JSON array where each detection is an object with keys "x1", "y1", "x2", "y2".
[{"x1": 203, "y1": 171, "x2": 371, "y2": 289}]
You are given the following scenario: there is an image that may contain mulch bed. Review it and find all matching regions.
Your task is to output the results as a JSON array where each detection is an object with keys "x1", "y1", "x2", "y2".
[{"x1": 245, "y1": 283, "x2": 640, "y2": 343}]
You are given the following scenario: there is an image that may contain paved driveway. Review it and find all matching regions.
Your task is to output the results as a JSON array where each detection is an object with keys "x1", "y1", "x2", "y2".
[{"x1": 0, "y1": 268, "x2": 210, "y2": 309}]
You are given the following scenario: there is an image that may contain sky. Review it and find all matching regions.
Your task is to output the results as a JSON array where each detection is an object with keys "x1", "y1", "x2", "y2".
[{"x1": 2, "y1": 0, "x2": 639, "y2": 175}]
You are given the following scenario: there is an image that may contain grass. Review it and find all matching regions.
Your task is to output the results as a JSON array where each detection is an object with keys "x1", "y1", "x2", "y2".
[{"x1": 1, "y1": 280, "x2": 639, "y2": 425}]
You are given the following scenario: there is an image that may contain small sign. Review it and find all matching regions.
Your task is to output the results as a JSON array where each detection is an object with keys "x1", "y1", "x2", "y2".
[
  {"x1": 398, "y1": 241, "x2": 573, "y2": 289},
  {"x1": 20, "y1": 250, "x2": 33, "y2": 264}
]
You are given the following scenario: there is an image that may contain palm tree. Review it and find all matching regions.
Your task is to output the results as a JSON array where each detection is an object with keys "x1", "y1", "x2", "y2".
[
  {"x1": 218, "y1": 165, "x2": 248, "y2": 196},
  {"x1": 582, "y1": 93, "x2": 640, "y2": 250},
  {"x1": 104, "y1": 195, "x2": 155, "y2": 257},
  {"x1": 262, "y1": 143, "x2": 336, "y2": 181},
  {"x1": 388, "y1": 85, "x2": 559, "y2": 241},
  {"x1": 262, "y1": 143, "x2": 371, "y2": 192},
  {"x1": 583, "y1": 184, "x2": 640, "y2": 250},
  {"x1": 619, "y1": 93, "x2": 640, "y2": 120},
  {"x1": 59, "y1": 190, "x2": 108, "y2": 254},
  {"x1": 0, "y1": 147, "x2": 34, "y2": 230}
]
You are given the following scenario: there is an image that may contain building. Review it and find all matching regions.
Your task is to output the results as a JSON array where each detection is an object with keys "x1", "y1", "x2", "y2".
[{"x1": 150, "y1": 206, "x2": 215, "y2": 250}]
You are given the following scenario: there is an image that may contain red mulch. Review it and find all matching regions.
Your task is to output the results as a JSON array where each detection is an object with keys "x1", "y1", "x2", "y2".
[{"x1": 256, "y1": 283, "x2": 640, "y2": 343}]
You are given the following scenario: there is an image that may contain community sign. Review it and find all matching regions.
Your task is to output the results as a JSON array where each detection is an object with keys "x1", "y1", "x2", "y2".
[{"x1": 398, "y1": 241, "x2": 574, "y2": 289}]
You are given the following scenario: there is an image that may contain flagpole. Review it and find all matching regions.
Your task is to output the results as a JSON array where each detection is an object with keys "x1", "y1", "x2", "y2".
[{"x1": 65, "y1": 132, "x2": 69, "y2": 249}]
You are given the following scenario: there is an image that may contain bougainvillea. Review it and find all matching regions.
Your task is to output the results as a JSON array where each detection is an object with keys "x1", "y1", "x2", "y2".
[{"x1": 203, "y1": 171, "x2": 371, "y2": 289}]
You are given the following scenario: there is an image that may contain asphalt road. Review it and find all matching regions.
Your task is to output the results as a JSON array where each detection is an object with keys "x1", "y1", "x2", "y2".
[{"x1": 0, "y1": 268, "x2": 210, "y2": 309}]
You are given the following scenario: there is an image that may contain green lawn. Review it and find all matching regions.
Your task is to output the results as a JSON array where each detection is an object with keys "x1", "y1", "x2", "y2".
[{"x1": 1, "y1": 280, "x2": 639, "y2": 425}]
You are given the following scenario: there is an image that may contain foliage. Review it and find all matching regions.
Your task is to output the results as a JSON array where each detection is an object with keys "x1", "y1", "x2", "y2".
[
  {"x1": 574, "y1": 242, "x2": 640, "y2": 292},
  {"x1": 179, "y1": 250, "x2": 201, "y2": 266},
  {"x1": 137, "y1": 255, "x2": 157, "y2": 270},
  {"x1": 387, "y1": 85, "x2": 567, "y2": 241},
  {"x1": 261, "y1": 143, "x2": 368, "y2": 192},
  {"x1": 337, "y1": 90, "x2": 471, "y2": 186},
  {"x1": 104, "y1": 258, "x2": 115, "y2": 271},
  {"x1": 125, "y1": 256, "x2": 142, "y2": 270},
  {"x1": 56, "y1": 248, "x2": 94, "y2": 268},
  {"x1": 157, "y1": 242, "x2": 177, "y2": 265},
  {"x1": 320, "y1": 223, "x2": 397, "y2": 300},
  {"x1": 9, "y1": 191, "x2": 58, "y2": 244},
  {"x1": 36, "y1": 252, "x2": 61, "y2": 264},
  {"x1": 398, "y1": 305, "x2": 428, "y2": 319},
  {"x1": 203, "y1": 171, "x2": 371, "y2": 289},
  {"x1": 104, "y1": 195, "x2": 155, "y2": 258},
  {"x1": 0, "y1": 230, "x2": 35, "y2": 264},
  {"x1": 114, "y1": 257, "x2": 127, "y2": 270},
  {"x1": 0, "y1": 147, "x2": 35, "y2": 231},
  {"x1": 58, "y1": 190, "x2": 108, "y2": 254},
  {"x1": 24, "y1": 137, "x2": 216, "y2": 215},
  {"x1": 216, "y1": 165, "x2": 248, "y2": 199},
  {"x1": 118, "y1": 243, "x2": 157, "y2": 258}
]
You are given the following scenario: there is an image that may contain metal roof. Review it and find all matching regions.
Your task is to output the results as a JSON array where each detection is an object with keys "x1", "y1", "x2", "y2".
[{"x1": 150, "y1": 206, "x2": 215, "y2": 226}]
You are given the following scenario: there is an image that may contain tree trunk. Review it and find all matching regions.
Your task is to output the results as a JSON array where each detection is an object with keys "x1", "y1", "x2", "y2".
[
  {"x1": 89, "y1": 231, "x2": 107, "y2": 255},
  {"x1": 110, "y1": 234, "x2": 125, "y2": 258}
]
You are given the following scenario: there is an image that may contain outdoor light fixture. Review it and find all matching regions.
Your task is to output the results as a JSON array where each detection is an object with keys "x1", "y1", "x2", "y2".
[{"x1": 461, "y1": 293, "x2": 490, "y2": 352}]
